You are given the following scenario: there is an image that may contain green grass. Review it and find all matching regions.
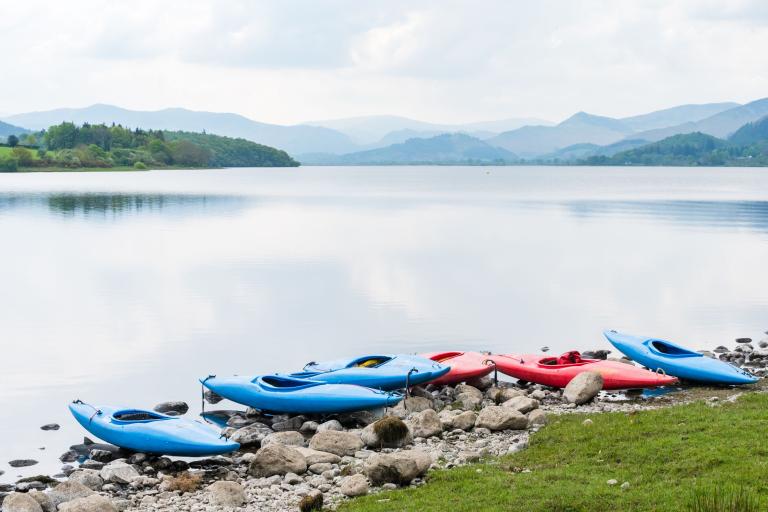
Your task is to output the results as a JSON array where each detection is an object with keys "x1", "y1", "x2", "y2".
[{"x1": 340, "y1": 393, "x2": 768, "y2": 512}]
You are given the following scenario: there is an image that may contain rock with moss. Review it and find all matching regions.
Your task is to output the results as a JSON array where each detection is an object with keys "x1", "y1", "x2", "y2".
[
  {"x1": 361, "y1": 416, "x2": 412, "y2": 448},
  {"x1": 298, "y1": 490, "x2": 323, "y2": 511}
]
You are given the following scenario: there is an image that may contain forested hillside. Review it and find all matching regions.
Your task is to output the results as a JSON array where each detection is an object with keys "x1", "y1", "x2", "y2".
[{"x1": 0, "y1": 122, "x2": 298, "y2": 171}]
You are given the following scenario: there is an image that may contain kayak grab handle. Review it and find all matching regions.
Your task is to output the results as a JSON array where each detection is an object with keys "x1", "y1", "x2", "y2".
[
  {"x1": 482, "y1": 359, "x2": 499, "y2": 387},
  {"x1": 655, "y1": 367, "x2": 667, "y2": 376}
]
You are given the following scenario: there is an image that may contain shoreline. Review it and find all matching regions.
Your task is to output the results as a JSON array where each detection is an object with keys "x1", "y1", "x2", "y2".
[{"x1": 2, "y1": 340, "x2": 766, "y2": 511}]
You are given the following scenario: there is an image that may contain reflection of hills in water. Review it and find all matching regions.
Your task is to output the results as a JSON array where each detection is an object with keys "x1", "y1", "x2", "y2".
[
  {"x1": 566, "y1": 200, "x2": 768, "y2": 233},
  {"x1": 0, "y1": 193, "x2": 249, "y2": 218}
]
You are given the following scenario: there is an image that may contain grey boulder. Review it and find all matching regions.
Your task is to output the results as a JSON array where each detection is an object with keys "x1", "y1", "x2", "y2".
[
  {"x1": 474, "y1": 406, "x2": 528, "y2": 431},
  {"x1": 563, "y1": 372, "x2": 603, "y2": 405},
  {"x1": 206, "y1": 481, "x2": 246, "y2": 508},
  {"x1": 248, "y1": 444, "x2": 307, "y2": 477},
  {"x1": 308, "y1": 431, "x2": 363, "y2": 457}
]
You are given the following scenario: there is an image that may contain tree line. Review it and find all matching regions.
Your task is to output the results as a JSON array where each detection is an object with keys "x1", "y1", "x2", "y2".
[{"x1": 0, "y1": 122, "x2": 299, "y2": 171}]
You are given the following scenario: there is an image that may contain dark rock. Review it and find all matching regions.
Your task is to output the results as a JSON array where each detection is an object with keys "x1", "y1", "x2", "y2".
[
  {"x1": 271, "y1": 415, "x2": 307, "y2": 432},
  {"x1": 188, "y1": 456, "x2": 232, "y2": 468},
  {"x1": 88, "y1": 449, "x2": 114, "y2": 463},
  {"x1": 126, "y1": 453, "x2": 147, "y2": 465},
  {"x1": 15, "y1": 475, "x2": 57, "y2": 485},
  {"x1": 170, "y1": 460, "x2": 189, "y2": 472},
  {"x1": 59, "y1": 450, "x2": 79, "y2": 463},
  {"x1": 204, "y1": 390, "x2": 224, "y2": 404},
  {"x1": 337, "y1": 410, "x2": 380, "y2": 428},
  {"x1": 582, "y1": 349, "x2": 611, "y2": 360},
  {"x1": 153, "y1": 401, "x2": 189, "y2": 416},
  {"x1": 150, "y1": 457, "x2": 172, "y2": 470},
  {"x1": 0, "y1": 484, "x2": 13, "y2": 492},
  {"x1": 40, "y1": 424, "x2": 60, "y2": 431},
  {"x1": 79, "y1": 460, "x2": 104, "y2": 470},
  {"x1": 8, "y1": 459, "x2": 38, "y2": 468},
  {"x1": 714, "y1": 345, "x2": 729, "y2": 353},
  {"x1": 540, "y1": 346, "x2": 550, "y2": 352},
  {"x1": 736, "y1": 338, "x2": 752, "y2": 344},
  {"x1": 69, "y1": 440, "x2": 122, "y2": 458}
]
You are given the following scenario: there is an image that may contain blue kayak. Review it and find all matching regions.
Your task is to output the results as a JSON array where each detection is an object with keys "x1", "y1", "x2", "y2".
[
  {"x1": 200, "y1": 374, "x2": 402, "y2": 414},
  {"x1": 604, "y1": 330, "x2": 759, "y2": 385},
  {"x1": 288, "y1": 354, "x2": 451, "y2": 391},
  {"x1": 69, "y1": 401, "x2": 239, "y2": 456}
]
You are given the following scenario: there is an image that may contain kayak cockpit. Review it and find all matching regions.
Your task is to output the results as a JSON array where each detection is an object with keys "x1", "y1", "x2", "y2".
[
  {"x1": 645, "y1": 339, "x2": 702, "y2": 358},
  {"x1": 346, "y1": 355, "x2": 393, "y2": 369},
  {"x1": 430, "y1": 352, "x2": 464, "y2": 363},
  {"x1": 537, "y1": 351, "x2": 594, "y2": 368},
  {"x1": 112, "y1": 409, "x2": 171, "y2": 423},
  {"x1": 258, "y1": 375, "x2": 323, "y2": 391}
]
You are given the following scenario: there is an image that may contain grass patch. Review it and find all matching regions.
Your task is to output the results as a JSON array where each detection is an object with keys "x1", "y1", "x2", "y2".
[{"x1": 339, "y1": 392, "x2": 768, "y2": 512}]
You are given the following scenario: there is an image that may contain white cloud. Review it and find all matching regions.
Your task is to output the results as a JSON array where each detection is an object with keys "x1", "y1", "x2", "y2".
[{"x1": 0, "y1": 1, "x2": 767, "y2": 124}]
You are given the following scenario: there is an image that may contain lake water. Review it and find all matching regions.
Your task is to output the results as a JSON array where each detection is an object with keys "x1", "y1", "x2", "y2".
[{"x1": 2, "y1": 165, "x2": 768, "y2": 480}]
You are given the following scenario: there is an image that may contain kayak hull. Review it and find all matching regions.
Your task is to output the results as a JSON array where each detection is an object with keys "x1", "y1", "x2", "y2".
[
  {"x1": 201, "y1": 375, "x2": 402, "y2": 414},
  {"x1": 420, "y1": 351, "x2": 494, "y2": 385},
  {"x1": 490, "y1": 353, "x2": 678, "y2": 389},
  {"x1": 604, "y1": 330, "x2": 759, "y2": 385},
  {"x1": 290, "y1": 354, "x2": 450, "y2": 391},
  {"x1": 69, "y1": 402, "x2": 239, "y2": 456}
]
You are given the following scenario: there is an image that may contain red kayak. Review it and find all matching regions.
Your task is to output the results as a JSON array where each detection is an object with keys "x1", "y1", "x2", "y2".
[
  {"x1": 420, "y1": 351, "x2": 494, "y2": 385},
  {"x1": 489, "y1": 351, "x2": 678, "y2": 390}
]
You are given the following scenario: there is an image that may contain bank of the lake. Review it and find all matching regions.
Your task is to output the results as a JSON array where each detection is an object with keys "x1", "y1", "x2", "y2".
[{"x1": 340, "y1": 388, "x2": 768, "y2": 512}]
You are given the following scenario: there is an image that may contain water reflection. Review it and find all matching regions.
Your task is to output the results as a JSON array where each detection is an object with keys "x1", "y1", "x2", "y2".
[
  {"x1": 0, "y1": 193, "x2": 248, "y2": 218},
  {"x1": 567, "y1": 200, "x2": 768, "y2": 234}
]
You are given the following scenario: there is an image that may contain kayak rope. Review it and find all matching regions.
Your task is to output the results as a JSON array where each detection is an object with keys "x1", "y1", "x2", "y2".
[
  {"x1": 73, "y1": 399, "x2": 102, "y2": 424},
  {"x1": 655, "y1": 367, "x2": 667, "y2": 376},
  {"x1": 201, "y1": 375, "x2": 215, "y2": 422},
  {"x1": 405, "y1": 367, "x2": 419, "y2": 398}
]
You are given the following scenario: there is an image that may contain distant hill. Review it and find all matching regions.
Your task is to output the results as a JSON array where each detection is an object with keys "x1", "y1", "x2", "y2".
[
  {"x1": 728, "y1": 115, "x2": 768, "y2": 146},
  {"x1": 304, "y1": 115, "x2": 551, "y2": 146},
  {"x1": 301, "y1": 133, "x2": 517, "y2": 165},
  {"x1": 0, "y1": 120, "x2": 30, "y2": 138},
  {"x1": 3, "y1": 104, "x2": 356, "y2": 156},
  {"x1": 541, "y1": 139, "x2": 649, "y2": 161},
  {"x1": 486, "y1": 112, "x2": 634, "y2": 157},
  {"x1": 584, "y1": 128, "x2": 768, "y2": 166},
  {"x1": 620, "y1": 102, "x2": 738, "y2": 132},
  {"x1": 630, "y1": 98, "x2": 768, "y2": 142}
]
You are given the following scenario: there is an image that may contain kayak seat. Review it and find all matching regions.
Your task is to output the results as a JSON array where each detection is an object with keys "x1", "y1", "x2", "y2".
[
  {"x1": 348, "y1": 355, "x2": 392, "y2": 368},
  {"x1": 113, "y1": 410, "x2": 165, "y2": 422}
]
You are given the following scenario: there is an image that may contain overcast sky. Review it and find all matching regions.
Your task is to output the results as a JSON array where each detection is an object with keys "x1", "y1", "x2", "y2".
[{"x1": 1, "y1": 0, "x2": 767, "y2": 125}]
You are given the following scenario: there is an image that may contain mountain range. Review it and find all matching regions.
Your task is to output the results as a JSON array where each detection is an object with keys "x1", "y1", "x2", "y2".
[
  {"x1": 0, "y1": 120, "x2": 29, "y2": 137},
  {"x1": 2, "y1": 98, "x2": 768, "y2": 164}
]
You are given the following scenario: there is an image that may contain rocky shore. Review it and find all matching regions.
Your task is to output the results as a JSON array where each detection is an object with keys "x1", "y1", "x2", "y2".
[{"x1": 3, "y1": 335, "x2": 767, "y2": 512}]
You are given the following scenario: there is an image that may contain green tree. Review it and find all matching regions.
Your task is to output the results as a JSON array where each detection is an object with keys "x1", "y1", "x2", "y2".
[
  {"x1": 11, "y1": 147, "x2": 34, "y2": 166},
  {"x1": 7, "y1": 134, "x2": 19, "y2": 147}
]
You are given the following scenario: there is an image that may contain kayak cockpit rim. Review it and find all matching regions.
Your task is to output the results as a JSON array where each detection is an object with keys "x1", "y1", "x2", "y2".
[
  {"x1": 645, "y1": 339, "x2": 702, "y2": 358},
  {"x1": 111, "y1": 409, "x2": 173, "y2": 424}
]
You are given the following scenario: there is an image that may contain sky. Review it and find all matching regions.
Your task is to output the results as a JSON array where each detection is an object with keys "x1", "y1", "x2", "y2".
[{"x1": 1, "y1": 0, "x2": 767, "y2": 125}]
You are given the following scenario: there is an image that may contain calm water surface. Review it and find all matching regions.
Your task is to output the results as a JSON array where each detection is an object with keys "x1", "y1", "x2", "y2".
[{"x1": 1, "y1": 166, "x2": 768, "y2": 480}]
